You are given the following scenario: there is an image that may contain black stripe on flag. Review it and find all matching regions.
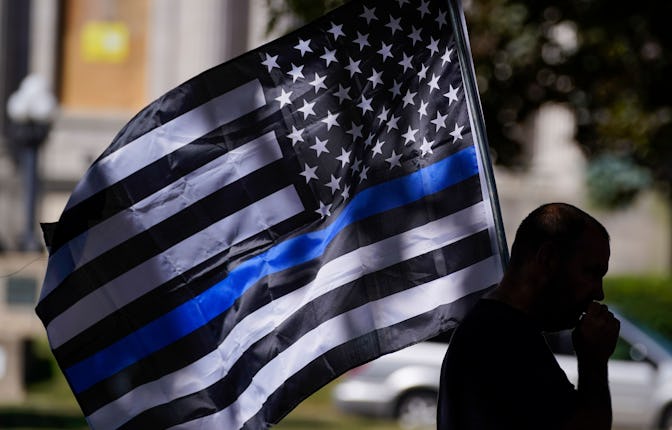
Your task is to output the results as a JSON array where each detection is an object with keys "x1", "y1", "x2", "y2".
[
  {"x1": 114, "y1": 230, "x2": 494, "y2": 429},
  {"x1": 38, "y1": 157, "x2": 305, "y2": 325},
  {"x1": 240, "y1": 290, "x2": 486, "y2": 430},
  {"x1": 96, "y1": 37, "x2": 294, "y2": 161},
  {"x1": 52, "y1": 173, "x2": 482, "y2": 370},
  {"x1": 72, "y1": 175, "x2": 484, "y2": 415},
  {"x1": 50, "y1": 125, "x2": 267, "y2": 254}
]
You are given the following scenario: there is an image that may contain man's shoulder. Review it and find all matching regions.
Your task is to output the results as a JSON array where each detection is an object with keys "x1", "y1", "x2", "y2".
[
  {"x1": 447, "y1": 298, "x2": 545, "y2": 357},
  {"x1": 457, "y1": 299, "x2": 529, "y2": 333}
]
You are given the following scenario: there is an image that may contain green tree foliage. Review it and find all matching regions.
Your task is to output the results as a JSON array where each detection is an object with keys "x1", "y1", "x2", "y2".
[
  {"x1": 468, "y1": 0, "x2": 672, "y2": 207},
  {"x1": 267, "y1": 0, "x2": 672, "y2": 206},
  {"x1": 264, "y1": 0, "x2": 346, "y2": 34},
  {"x1": 605, "y1": 276, "x2": 672, "y2": 341}
]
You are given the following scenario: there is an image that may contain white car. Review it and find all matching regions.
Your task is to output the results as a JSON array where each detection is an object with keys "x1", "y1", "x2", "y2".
[{"x1": 332, "y1": 311, "x2": 672, "y2": 429}]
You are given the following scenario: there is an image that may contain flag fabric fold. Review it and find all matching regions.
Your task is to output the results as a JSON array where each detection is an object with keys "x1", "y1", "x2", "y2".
[{"x1": 36, "y1": 0, "x2": 505, "y2": 428}]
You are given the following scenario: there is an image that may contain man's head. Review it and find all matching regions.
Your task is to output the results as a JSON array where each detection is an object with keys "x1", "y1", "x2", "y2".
[{"x1": 507, "y1": 203, "x2": 610, "y2": 331}]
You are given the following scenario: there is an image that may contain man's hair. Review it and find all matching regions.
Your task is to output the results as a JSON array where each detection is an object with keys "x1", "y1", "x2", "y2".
[{"x1": 508, "y1": 203, "x2": 609, "y2": 269}]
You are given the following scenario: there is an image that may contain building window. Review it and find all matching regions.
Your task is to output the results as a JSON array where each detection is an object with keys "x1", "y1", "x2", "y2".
[
  {"x1": 6, "y1": 276, "x2": 37, "y2": 306},
  {"x1": 59, "y1": 0, "x2": 149, "y2": 112}
]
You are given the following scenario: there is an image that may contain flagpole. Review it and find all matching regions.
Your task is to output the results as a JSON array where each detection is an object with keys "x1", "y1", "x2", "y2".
[{"x1": 446, "y1": 0, "x2": 510, "y2": 269}]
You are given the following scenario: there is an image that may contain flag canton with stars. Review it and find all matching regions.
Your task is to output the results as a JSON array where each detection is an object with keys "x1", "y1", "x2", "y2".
[{"x1": 258, "y1": 0, "x2": 467, "y2": 221}]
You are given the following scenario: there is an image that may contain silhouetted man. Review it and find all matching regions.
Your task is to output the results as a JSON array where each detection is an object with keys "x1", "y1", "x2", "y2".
[{"x1": 437, "y1": 203, "x2": 620, "y2": 430}]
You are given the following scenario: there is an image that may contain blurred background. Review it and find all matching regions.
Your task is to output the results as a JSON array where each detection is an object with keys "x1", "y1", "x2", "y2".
[{"x1": 0, "y1": 0, "x2": 670, "y2": 429}]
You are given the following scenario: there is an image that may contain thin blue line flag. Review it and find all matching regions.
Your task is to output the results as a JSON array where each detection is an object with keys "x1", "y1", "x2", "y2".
[{"x1": 36, "y1": 0, "x2": 505, "y2": 428}]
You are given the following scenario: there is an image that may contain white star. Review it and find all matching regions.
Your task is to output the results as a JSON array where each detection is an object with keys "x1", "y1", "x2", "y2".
[
  {"x1": 334, "y1": 84, "x2": 352, "y2": 103},
  {"x1": 297, "y1": 99, "x2": 316, "y2": 120},
  {"x1": 342, "y1": 185, "x2": 351, "y2": 201},
  {"x1": 418, "y1": 0, "x2": 431, "y2": 18},
  {"x1": 316, "y1": 201, "x2": 332, "y2": 217},
  {"x1": 300, "y1": 164, "x2": 318, "y2": 183},
  {"x1": 427, "y1": 38, "x2": 440, "y2": 56},
  {"x1": 386, "y1": 114, "x2": 400, "y2": 132},
  {"x1": 261, "y1": 53, "x2": 280, "y2": 72},
  {"x1": 364, "y1": 133, "x2": 375, "y2": 148},
  {"x1": 418, "y1": 100, "x2": 429, "y2": 119},
  {"x1": 386, "y1": 150, "x2": 403, "y2": 169},
  {"x1": 402, "y1": 126, "x2": 418, "y2": 145},
  {"x1": 326, "y1": 174, "x2": 341, "y2": 194},
  {"x1": 444, "y1": 84, "x2": 460, "y2": 105},
  {"x1": 437, "y1": 10, "x2": 447, "y2": 29},
  {"x1": 287, "y1": 126, "x2": 304, "y2": 145},
  {"x1": 321, "y1": 110, "x2": 340, "y2": 130},
  {"x1": 360, "y1": 5, "x2": 378, "y2": 24},
  {"x1": 310, "y1": 137, "x2": 330, "y2": 157},
  {"x1": 328, "y1": 22, "x2": 345, "y2": 40},
  {"x1": 287, "y1": 63, "x2": 304, "y2": 82},
  {"x1": 357, "y1": 95, "x2": 373, "y2": 115},
  {"x1": 336, "y1": 148, "x2": 352, "y2": 167},
  {"x1": 347, "y1": 123, "x2": 363, "y2": 141},
  {"x1": 441, "y1": 48, "x2": 453, "y2": 66},
  {"x1": 377, "y1": 106, "x2": 390, "y2": 123},
  {"x1": 408, "y1": 26, "x2": 423, "y2": 46},
  {"x1": 431, "y1": 110, "x2": 448, "y2": 131},
  {"x1": 399, "y1": 53, "x2": 413, "y2": 72},
  {"x1": 419, "y1": 137, "x2": 434, "y2": 156},
  {"x1": 418, "y1": 64, "x2": 429, "y2": 82},
  {"x1": 402, "y1": 89, "x2": 416, "y2": 107},
  {"x1": 386, "y1": 16, "x2": 403, "y2": 35},
  {"x1": 397, "y1": 0, "x2": 410, "y2": 7},
  {"x1": 428, "y1": 73, "x2": 441, "y2": 93},
  {"x1": 367, "y1": 68, "x2": 384, "y2": 88},
  {"x1": 352, "y1": 158, "x2": 362, "y2": 173},
  {"x1": 294, "y1": 38, "x2": 313, "y2": 57},
  {"x1": 275, "y1": 88, "x2": 292, "y2": 108},
  {"x1": 378, "y1": 43, "x2": 394, "y2": 62},
  {"x1": 345, "y1": 57, "x2": 362, "y2": 77},
  {"x1": 320, "y1": 48, "x2": 338, "y2": 67},
  {"x1": 309, "y1": 73, "x2": 327, "y2": 93},
  {"x1": 359, "y1": 165, "x2": 370, "y2": 183},
  {"x1": 390, "y1": 80, "x2": 403, "y2": 98},
  {"x1": 372, "y1": 139, "x2": 385, "y2": 157},
  {"x1": 353, "y1": 32, "x2": 370, "y2": 51},
  {"x1": 450, "y1": 123, "x2": 465, "y2": 142}
]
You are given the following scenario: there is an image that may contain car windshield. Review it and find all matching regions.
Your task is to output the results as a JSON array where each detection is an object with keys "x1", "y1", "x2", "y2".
[
  {"x1": 611, "y1": 307, "x2": 672, "y2": 356},
  {"x1": 635, "y1": 322, "x2": 672, "y2": 355}
]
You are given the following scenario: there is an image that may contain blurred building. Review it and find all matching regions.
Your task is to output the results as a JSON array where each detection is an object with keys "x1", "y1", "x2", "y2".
[
  {"x1": 0, "y1": 0, "x2": 669, "y2": 403},
  {"x1": 1, "y1": 0, "x2": 283, "y2": 245},
  {"x1": 496, "y1": 103, "x2": 671, "y2": 275},
  {"x1": 0, "y1": 0, "x2": 283, "y2": 403}
]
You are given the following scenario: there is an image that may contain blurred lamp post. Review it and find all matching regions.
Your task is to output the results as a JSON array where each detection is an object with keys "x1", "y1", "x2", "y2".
[{"x1": 6, "y1": 74, "x2": 57, "y2": 252}]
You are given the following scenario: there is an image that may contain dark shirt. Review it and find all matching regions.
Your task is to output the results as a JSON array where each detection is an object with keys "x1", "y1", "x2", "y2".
[{"x1": 437, "y1": 299, "x2": 577, "y2": 430}]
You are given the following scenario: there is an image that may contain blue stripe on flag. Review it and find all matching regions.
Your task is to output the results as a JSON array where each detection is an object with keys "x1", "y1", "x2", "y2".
[{"x1": 64, "y1": 145, "x2": 479, "y2": 393}]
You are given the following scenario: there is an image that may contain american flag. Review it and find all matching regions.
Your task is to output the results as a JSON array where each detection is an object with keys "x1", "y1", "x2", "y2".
[{"x1": 36, "y1": 0, "x2": 505, "y2": 428}]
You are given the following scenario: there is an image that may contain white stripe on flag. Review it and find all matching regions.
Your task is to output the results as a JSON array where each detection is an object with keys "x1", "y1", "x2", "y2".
[
  {"x1": 170, "y1": 255, "x2": 502, "y2": 430},
  {"x1": 41, "y1": 131, "x2": 283, "y2": 300},
  {"x1": 66, "y1": 80, "x2": 266, "y2": 210},
  {"x1": 47, "y1": 185, "x2": 304, "y2": 348},
  {"x1": 85, "y1": 202, "x2": 492, "y2": 430}
]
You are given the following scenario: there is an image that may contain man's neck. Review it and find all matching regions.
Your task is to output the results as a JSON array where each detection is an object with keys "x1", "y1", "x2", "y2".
[{"x1": 487, "y1": 275, "x2": 547, "y2": 328}]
